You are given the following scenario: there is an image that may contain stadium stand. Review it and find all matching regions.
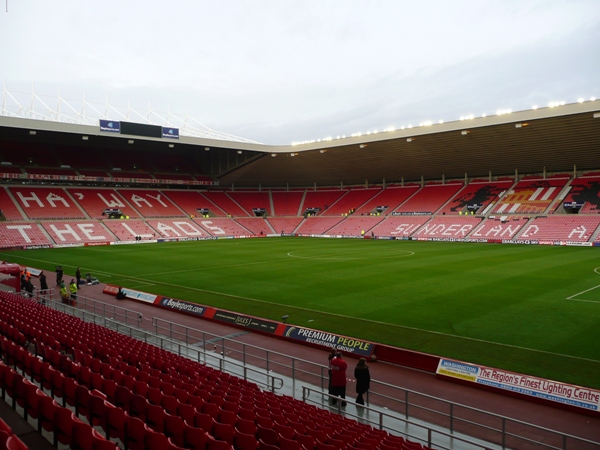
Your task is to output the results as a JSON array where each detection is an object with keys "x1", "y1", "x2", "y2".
[
  {"x1": 515, "y1": 215, "x2": 600, "y2": 242},
  {"x1": 321, "y1": 188, "x2": 380, "y2": 216},
  {"x1": 0, "y1": 187, "x2": 25, "y2": 221},
  {"x1": 194, "y1": 217, "x2": 254, "y2": 236},
  {"x1": 302, "y1": 190, "x2": 347, "y2": 216},
  {"x1": 469, "y1": 216, "x2": 529, "y2": 240},
  {"x1": 438, "y1": 180, "x2": 514, "y2": 215},
  {"x1": 370, "y1": 216, "x2": 432, "y2": 238},
  {"x1": 327, "y1": 216, "x2": 385, "y2": 236},
  {"x1": 102, "y1": 219, "x2": 161, "y2": 241},
  {"x1": 25, "y1": 167, "x2": 79, "y2": 176},
  {"x1": 295, "y1": 216, "x2": 345, "y2": 235},
  {"x1": 118, "y1": 190, "x2": 186, "y2": 218},
  {"x1": 492, "y1": 176, "x2": 570, "y2": 215},
  {"x1": 271, "y1": 191, "x2": 305, "y2": 216},
  {"x1": 67, "y1": 188, "x2": 140, "y2": 219},
  {"x1": 558, "y1": 174, "x2": 600, "y2": 214},
  {"x1": 0, "y1": 222, "x2": 53, "y2": 248},
  {"x1": 412, "y1": 216, "x2": 483, "y2": 239},
  {"x1": 393, "y1": 183, "x2": 463, "y2": 214},
  {"x1": 228, "y1": 191, "x2": 271, "y2": 216},
  {"x1": 266, "y1": 217, "x2": 304, "y2": 235},
  {"x1": 201, "y1": 191, "x2": 250, "y2": 217},
  {"x1": 77, "y1": 170, "x2": 112, "y2": 178},
  {"x1": 9, "y1": 187, "x2": 86, "y2": 220},
  {"x1": 145, "y1": 219, "x2": 208, "y2": 239},
  {"x1": 163, "y1": 190, "x2": 228, "y2": 217},
  {"x1": 40, "y1": 221, "x2": 115, "y2": 245},
  {"x1": 0, "y1": 291, "x2": 435, "y2": 450},
  {"x1": 234, "y1": 217, "x2": 273, "y2": 235},
  {"x1": 353, "y1": 185, "x2": 420, "y2": 216}
]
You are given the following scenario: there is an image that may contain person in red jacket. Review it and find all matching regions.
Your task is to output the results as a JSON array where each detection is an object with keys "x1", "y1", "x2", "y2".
[{"x1": 329, "y1": 351, "x2": 348, "y2": 406}]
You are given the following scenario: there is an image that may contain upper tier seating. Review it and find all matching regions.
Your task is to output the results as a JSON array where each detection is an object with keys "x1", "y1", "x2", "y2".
[
  {"x1": 67, "y1": 188, "x2": 140, "y2": 219},
  {"x1": 234, "y1": 217, "x2": 273, "y2": 235},
  {"x1": 516, "y1": 216, "x2": 600, "y2": 242},
  {"x1": 302, "y1": 190, "x2": 346, "y2": 216},
  {"x1": 193, "y1": 218, "x2": 254, "y2": 236},
  {"x1": 78, "y1": 170, "x2": 111, "y2": 177},
  {"x1": 492, "y1": 176, "x2": 569, "y2": 215},
  {"x1": 369, "y1": 216, "x2": 431, "y2": 237},
  {"x1": 110, "y1": 171, "x2": 154, "y2": 179},
  {"x1": 9, "y1": 187, "x2": 86, "y2": 220},
  {"x1": 0, "y1": 222, "x2": 53, "y2": 248},
  {"x1": 145, "y1": 219, "x2": 209, "y2": 239},
  {"x1": 558, "y1": 175, "x2": 600, "y2": 214},
  {"x1": 327, "y1": 216, "x2": 385, "y2": 236},
  {"x1": 266, "y1": 217, "x2": 304, "y2": 234},
  {"x1": 438, "y1": 180, "x2": 514, "y2": 215},
  {"x1": 228, "y1": 191, "x2": 271, "y2": 216},
  {"x1": 118, "y1": 190, "x2": 186, "y2": 218},
  {"x1": 295, "y1": 217, "x2": 345, "y2": 235},
  {"x1": 394, "y1": 183, "x2": 463, "y2": 214},
  {"x1": 201, "y1": 192, "x2": 249, "y2": 217},
  {"x1": 412, "y1": 216, "x2": 483, "y2": 238},
  {"x1": 163, "y1": 191, "x2": 227, "y2": 217},
  {"x1": 271, "y1": 191, "x2": 304, "y2": 216},
  {"x1": 322, "y1": 188, "x2": 380, "y2": 216},
  {"x1": 25, "y1": 167, "x2": 79, "y2": 176},
  {"x1": 469, "y1": 216, "x2": 529, "y2": 240},
  {"x1": 4, "y1": 143, "x2": 59, "y2": 167},
  {"x1": 353, "y1": 185, "x2": 420, "y2": 216},
  {"x1": 102, "y1": 219, "x2": 160, "y2": 241},
  {"x1": 41, "y1": 221, "x2": 115, "y2": 245},
  {"x1": 0, "y1": 187, "x2": 25, "y2": 220}
]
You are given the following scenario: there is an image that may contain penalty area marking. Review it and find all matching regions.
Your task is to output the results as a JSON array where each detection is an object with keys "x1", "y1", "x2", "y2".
[
  {"x1": 287, "y1": 249, "x2": 415, "y2": 260},
  {"x1": 566, "y1": 267, "x2": 600, "y2": 303}
]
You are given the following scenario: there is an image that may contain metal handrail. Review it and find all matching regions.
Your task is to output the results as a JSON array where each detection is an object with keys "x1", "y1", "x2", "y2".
[
  {"x1": 45, "y1": 297, "x2": 284, "y2": 393},
  {"x1": 38, "y1": 295, "x2": 600, "y2": 450}
]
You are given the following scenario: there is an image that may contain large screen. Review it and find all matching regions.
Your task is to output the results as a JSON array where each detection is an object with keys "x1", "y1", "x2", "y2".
[{"x1": 120, "y1": 121, "x2": 162, "y2": 138}]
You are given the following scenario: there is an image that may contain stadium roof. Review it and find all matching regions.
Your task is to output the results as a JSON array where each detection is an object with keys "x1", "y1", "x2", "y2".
[{"x1": 1, "y1": 101, "x2": 599, "y2": 188}]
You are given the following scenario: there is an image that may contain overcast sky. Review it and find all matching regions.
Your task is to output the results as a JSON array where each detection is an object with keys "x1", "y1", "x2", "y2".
[{"x1": 1, "y1": 0, "x2": 599, "y2": 145}]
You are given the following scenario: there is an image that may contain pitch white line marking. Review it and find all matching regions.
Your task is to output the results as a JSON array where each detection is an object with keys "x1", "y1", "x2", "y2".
[{"x1": 566, "y1": 267, "x2": 600, "y2": 303}]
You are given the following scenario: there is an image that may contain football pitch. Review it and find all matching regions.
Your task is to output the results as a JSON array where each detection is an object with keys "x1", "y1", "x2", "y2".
[{"x1": 3, "y1": 238, "x2": 600, "y2": 389}]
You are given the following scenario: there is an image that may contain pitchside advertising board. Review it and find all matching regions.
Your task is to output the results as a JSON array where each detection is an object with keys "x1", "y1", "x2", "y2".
[
  {"x1": 103, "y1": 284, "x2": 374, "y2": 357},
  {"x1": 437, "y1": 358, "x2": 600, "y2": 411}
]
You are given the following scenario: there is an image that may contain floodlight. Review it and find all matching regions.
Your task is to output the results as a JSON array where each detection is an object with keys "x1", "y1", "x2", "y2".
[{"x1": 82, "y1": 136, "x2": 89, "y2": 141}]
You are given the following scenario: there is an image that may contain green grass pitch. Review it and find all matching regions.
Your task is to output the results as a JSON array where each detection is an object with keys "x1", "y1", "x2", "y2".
[{"x1": 3, "y1": 238, "x2": 600, "y2": 389}]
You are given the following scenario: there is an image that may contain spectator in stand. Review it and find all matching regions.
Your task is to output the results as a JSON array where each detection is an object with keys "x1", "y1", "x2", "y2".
[
  {"x1": 354, "y1": 358, "x2": 371, "y2": 405},
  {"x1": 330, "y1": 351, "x2": 348, "y2": 406}
]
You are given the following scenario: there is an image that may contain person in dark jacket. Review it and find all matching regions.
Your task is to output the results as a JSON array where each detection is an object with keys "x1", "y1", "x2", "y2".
[
  {"x1": 76, "y1": 267, "x2": 82, "y2": 287},
  {"x1": 354, "y1": 357, "x2": 371, "y2": 405},
  {"x1": 39, "y1": 272, "x2": 48, "y2": 291}
]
